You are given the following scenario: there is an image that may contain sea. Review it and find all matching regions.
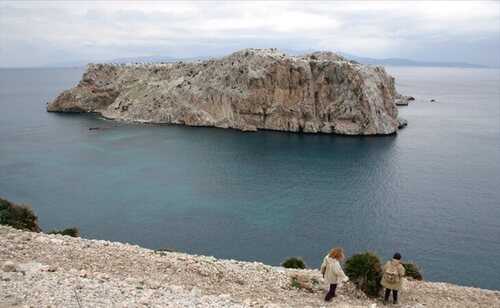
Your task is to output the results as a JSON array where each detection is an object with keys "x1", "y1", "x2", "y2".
[{"x1": 0, "y1": 66, "x2": 499, "y2": 290}]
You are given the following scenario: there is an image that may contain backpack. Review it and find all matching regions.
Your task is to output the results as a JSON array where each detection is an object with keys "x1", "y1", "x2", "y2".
[{"x1": 384, "y1": 263, "x2": 400, "y2": 284}]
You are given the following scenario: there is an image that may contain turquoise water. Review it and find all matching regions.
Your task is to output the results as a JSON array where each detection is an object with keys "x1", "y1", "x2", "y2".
[{"x1": 0, "y1": 67, "x2": 499, "y2": 290}]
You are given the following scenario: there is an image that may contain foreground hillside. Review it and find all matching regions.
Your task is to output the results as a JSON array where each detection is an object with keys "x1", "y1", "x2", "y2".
[{"x1": 1, "y1": 226, "x2": 498, "y2": 307}]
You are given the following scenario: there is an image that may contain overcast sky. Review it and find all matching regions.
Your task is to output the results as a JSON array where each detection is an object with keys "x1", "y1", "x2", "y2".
[{"x1": 1, "y1": 1, "x2": 499, "y2": 67}]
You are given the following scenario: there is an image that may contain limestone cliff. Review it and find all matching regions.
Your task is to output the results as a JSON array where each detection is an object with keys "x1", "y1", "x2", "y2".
[{"x1": 47, "y1": 48, "x2": 409, "y2": 135}]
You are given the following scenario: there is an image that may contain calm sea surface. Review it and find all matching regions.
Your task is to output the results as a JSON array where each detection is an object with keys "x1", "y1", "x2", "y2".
[{"x1": 0, "y1": 67, "x2": 499, "y2": 290}]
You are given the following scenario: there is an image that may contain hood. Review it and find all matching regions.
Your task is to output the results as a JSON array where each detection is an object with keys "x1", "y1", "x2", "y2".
[
  {"x1": 326, "y1": 256, "x2": 340, "y2": 264},
  {"x1": 390, "y1": 259, "x2": 401, "y2": 266}
]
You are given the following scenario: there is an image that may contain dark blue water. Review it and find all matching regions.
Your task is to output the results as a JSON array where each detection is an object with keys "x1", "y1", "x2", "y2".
[{"x1": 1, "y1": 67, "x2": 499, "y2": 290}]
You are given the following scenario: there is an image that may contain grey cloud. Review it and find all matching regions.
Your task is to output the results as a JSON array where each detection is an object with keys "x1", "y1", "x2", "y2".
[{"x1": 0, "y1": 1, "x2": 498, "y2": 67}]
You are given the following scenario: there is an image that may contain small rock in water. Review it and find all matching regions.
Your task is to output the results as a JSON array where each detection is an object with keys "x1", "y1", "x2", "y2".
[{"x1": 397, "y1": 117, "x2": 408, "y2": 129}]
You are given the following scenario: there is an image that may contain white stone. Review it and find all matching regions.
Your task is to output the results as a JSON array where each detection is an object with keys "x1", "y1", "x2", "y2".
[
  {"x1": 190, "y1": 286, "x2": 202, "y2": 297},
  {"x1": 2, "y1": 260, "x2": 16, "y2": 272},
  {"x1": 124, "y1": 277, "x2": 137, "y2": 285},
  {"x1": 143, "y1": 278, "x2": 160, "y2": 289},
  {"x1": 47, "y1": 265, "x2": 57, "y2": 272},
  {"x1": 170, "y1": 285, "x2": 184, "y2": 294},
  {"x1": 50, "y1": 238, "x2": 64, "y2": 245},
  {"x1": 15, "y1": 262, "x2": 43, "y2": 273},
  {"x1": 97, "y1": 273, "x2": 110, "y2": 282},
  {"x1": 1, "y1": 272, "x2": 13, "y2": 281},
  {"x1": 79, "y1": 269, "x2": 89, "y2": 278},
  {"x1": 138, "y1": 297, "x2": 149, "y2": 305},
  {"x1": 35, "y1": 236, "x2": 49, "y2": 244}
]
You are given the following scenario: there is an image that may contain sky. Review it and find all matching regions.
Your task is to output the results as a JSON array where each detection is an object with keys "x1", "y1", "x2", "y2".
[{"x1": 0, "y1": 1, "x2": 499, "y2": 67}]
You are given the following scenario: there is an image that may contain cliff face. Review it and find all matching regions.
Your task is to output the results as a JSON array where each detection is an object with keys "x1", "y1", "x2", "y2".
[{"x1": 47, "y1": 49, "x2": 408, "y2": 135}]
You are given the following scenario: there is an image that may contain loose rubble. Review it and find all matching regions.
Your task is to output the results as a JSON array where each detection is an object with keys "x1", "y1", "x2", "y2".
[{"x1": 1, "y1": 226, "x2": 498, "y2": 307}]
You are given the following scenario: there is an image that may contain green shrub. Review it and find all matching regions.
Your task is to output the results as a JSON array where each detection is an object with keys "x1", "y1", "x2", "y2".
[
  {"x1": 281, "y1": 257, "x2": 307, "y2": 269},
  {"x1": 154, "y1": 248, "x2": 175, "y2": 257},
  {"x1": 0, "y1": 198, "x2": 41, "y2": 232},
  {"x1": 344, "y1": 252, "x2": 383, "y2": 296},
  {"x1": 403, "y1": 261, "x2": 423, "y2": 280},
  {"x1": 0, "y1": 209, "x2": 8, "y2": 222},
  {"x1": 48, "y1": 227, "x2": 79, "y2": 237},
  {"x1": 290, "y1": 278, "x2": 303, "y2": 289}
]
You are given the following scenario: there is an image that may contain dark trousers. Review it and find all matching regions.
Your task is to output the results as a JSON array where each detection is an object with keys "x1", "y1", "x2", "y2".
[
  {"x1": 324, "y1": 284, "x2": 337, "y2": 301},
  {"x1": 384, "y1": 288, "x2": 398, "y2": 302}
]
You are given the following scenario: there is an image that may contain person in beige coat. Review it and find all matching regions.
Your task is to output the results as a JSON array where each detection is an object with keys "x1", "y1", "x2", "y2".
[
  {"x1": 381, "y1": 253, "x2": 405, "y2": 304},
  {"x1": 320, "y1": 247, "x2": 349, "y2": 301}
]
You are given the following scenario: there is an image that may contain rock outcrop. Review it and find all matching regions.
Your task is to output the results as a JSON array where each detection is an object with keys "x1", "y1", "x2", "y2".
[
  {"x1": 47, "y1": 49, "x2": 410, "y2": 135},
  {"x1": 1, "y1": 226, "x2": 499, "y2": 307},
  {"x1": 395, "y1": 94, "x2": 415, "y2": 106}
]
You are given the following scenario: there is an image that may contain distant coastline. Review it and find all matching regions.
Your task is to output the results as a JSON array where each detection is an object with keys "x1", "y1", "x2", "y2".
[
  {"x1": 337, "y1": 52, "x2": 489, "y2": 68},
  {"x1": 0, "y1": 50, "x2": 489, "y2": 69}
]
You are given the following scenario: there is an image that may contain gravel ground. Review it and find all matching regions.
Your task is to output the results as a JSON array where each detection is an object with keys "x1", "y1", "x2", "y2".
[{"x1": 1, "y1": 226, "x2": 498, "y2": 307}]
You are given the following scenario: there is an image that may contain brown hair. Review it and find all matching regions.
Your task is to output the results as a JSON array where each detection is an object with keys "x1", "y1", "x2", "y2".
[{"x1": 328, "y1": 247, "x2": 344, "y2": 260}]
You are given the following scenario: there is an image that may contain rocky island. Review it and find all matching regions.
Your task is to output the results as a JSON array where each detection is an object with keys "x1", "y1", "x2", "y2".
[{"x1": 47, "y1": 49, "x2": 409, "y2": 135}]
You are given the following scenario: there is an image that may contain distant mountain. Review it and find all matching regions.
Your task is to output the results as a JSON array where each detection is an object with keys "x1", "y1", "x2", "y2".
[
  {"x1": 41, "y1": 50, "x2": 487, "y2": 68},
  {"x1": 42, "y1": 59, "x2": 91, "y2": 68},
  {"x1": 336, "y1": 52, "x2": 487, "y2": 68}
]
